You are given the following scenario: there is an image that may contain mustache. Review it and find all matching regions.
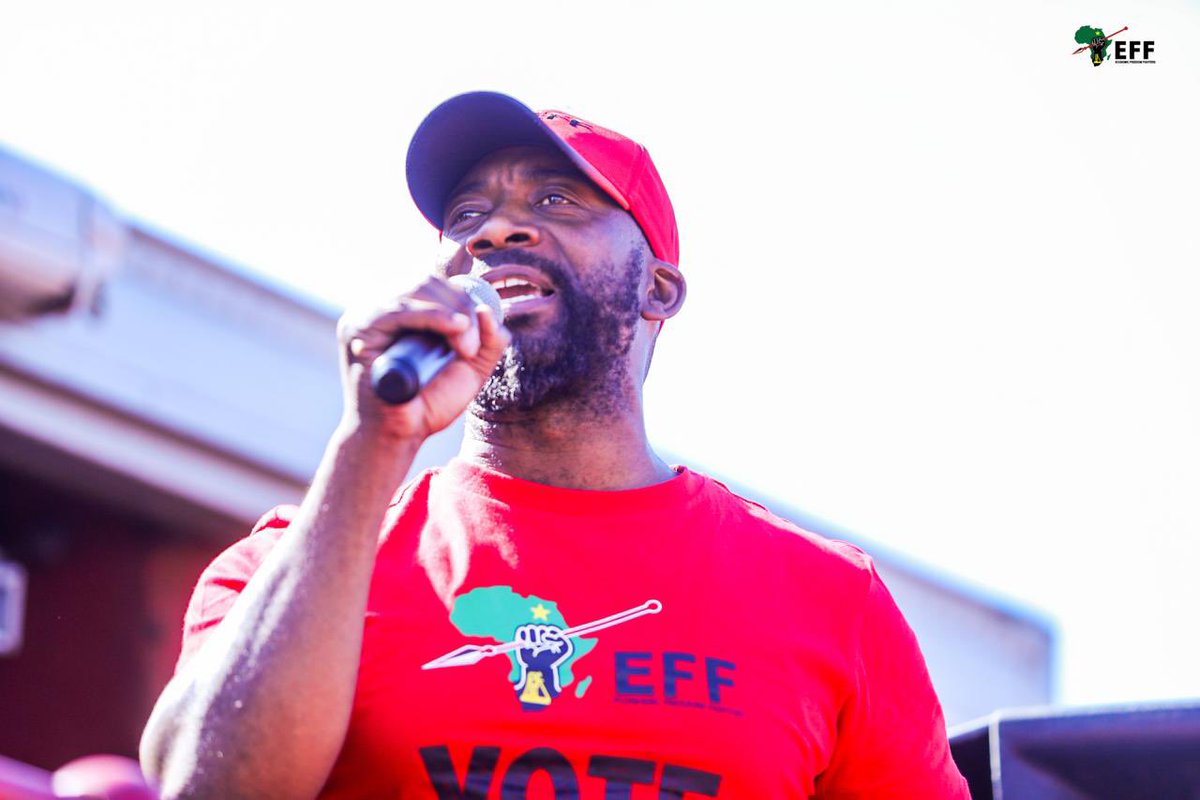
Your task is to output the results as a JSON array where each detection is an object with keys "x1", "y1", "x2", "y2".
[{"x1": 475, "y1": 250, "x2": 574, "y2": 291}]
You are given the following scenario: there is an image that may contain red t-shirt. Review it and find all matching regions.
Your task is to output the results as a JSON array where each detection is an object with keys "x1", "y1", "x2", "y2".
[{"x1": 178, "y1": 459, "x2": 968, "y2": 798}]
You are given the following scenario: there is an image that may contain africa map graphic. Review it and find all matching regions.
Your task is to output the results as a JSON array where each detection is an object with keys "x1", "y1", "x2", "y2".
[
  {"x1": 451, "y1": 586, "x2": 597, "y2": 709},
  {"x1": 423, "y1": 586, "x2": 662, "y2": 710}
]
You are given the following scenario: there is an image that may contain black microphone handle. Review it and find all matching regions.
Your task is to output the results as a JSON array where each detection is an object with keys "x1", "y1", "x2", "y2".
[{"x1": 370, "y1": 331, "x2": 455, "y2": 405}]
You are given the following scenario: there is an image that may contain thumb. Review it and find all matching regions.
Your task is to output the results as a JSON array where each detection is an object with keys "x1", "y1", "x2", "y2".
[{"x1": 474, "y1": 303, "x2": 511, "y2": 368}]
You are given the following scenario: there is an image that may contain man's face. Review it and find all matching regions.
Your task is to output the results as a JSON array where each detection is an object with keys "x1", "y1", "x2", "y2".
[{"x1": 440, "y1": 146, "x2": 650, "y2": 415}]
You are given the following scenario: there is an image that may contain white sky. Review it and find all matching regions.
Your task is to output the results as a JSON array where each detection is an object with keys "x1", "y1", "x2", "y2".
[{"x1": 3, "y1": 0, "x2": 1198, "y2": 707}]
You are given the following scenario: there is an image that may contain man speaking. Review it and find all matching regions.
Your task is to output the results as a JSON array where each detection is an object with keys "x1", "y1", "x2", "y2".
[{"x1": 139, "y1": 92, "x2": 968, "y2": 798}]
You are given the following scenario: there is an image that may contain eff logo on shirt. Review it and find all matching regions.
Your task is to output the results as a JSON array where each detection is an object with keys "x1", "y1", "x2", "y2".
[{"x1": 422, "y1": 586, "x2": 662, "y2": 711}]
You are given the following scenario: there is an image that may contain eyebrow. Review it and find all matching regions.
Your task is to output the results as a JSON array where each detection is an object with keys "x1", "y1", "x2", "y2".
[
  {"x1": 449, "y1": 166, "x2": 590, "y2": 201},
  {"x1": 527, "y1": 166, "x2": 589, "y2": 184},
  {"x1": 449, "y1": 179, "x2": 486, "y2": 198}
]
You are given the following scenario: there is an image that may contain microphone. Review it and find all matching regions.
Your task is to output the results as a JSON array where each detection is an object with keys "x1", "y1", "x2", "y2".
[{"x1": 370, "y1": 274, "x2": 503, "y2": 405}]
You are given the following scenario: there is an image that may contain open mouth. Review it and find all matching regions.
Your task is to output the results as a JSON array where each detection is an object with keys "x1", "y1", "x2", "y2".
[
  {"x1": 481, "y1": 265, "x2": 559, "y2": 315},
  {"x1": 492, "y1": 276, "x2": 554, "y2": 303}
]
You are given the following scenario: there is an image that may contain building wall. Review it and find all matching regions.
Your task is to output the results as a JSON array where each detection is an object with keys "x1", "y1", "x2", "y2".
[
  {"x1": 0, "y1": 464, "x2": 220, "y2": 768},
  {"x1": 878, "y1": 563, "x2": 1054, "y2": 725}
]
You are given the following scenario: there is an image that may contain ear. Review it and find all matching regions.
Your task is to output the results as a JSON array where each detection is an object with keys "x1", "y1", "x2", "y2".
[{"x1": 641, "y1": 257, "x2": 686, "y2": 322}]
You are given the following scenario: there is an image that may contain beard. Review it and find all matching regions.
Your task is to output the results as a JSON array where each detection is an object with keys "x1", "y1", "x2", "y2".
[{"x1": 472, "y1": 247, "x2": 645, "y2": 416}]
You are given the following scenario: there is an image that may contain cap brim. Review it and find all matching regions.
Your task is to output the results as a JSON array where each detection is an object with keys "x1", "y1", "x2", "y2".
[{"x1": 406, "y1": 91, "x2": 573, "y2": 231}]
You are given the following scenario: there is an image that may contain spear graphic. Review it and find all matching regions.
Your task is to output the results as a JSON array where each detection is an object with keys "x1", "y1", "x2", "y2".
[
  {"x1": 1073, "y1": 26, "x2": 1129, "y2": 55},
  {"x1": 422, "y1": 599, "x2": 663, "y2": 670}
]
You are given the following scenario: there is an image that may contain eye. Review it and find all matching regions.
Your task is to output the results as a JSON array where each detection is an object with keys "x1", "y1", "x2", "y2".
[
  {"x1": 535, "y1": 193, "x2": 573, "y2": 207},
  {"x1": 448, "y1": 207, "x2": 484, "y2": 226}
]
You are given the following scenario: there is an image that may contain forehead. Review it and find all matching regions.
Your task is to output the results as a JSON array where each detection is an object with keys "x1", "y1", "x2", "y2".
[{"x1": 449, "y1": 145, "x2": 594, "y2": 198}]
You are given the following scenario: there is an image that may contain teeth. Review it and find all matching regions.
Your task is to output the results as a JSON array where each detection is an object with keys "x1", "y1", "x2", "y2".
[
  {"x1": 490, "y1": 274, "x2": 551, "y2": 303},
  {"x1": 494, "y1": 277, "x2": 538, "y2": 291},
  {"x1": 501, "y1": 290, "x2": 541, "y2": 303}
]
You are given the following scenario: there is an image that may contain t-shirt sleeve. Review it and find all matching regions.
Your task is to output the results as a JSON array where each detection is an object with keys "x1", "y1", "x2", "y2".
[
  {"x1": 815, "y1": 560, "x2": 969, "y2": 799},
  {"x1": 174, "y1": 505, "x2": 297, "y2": 674}
]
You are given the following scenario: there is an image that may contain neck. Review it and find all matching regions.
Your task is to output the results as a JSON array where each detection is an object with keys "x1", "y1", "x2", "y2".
[{"x1": 460, "y1": 397, "x2": 674, "y2": 491}]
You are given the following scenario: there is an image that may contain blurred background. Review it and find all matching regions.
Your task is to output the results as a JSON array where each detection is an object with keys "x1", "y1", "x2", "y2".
[{"x1": 1, "y1": 0, "x2": 1197, "y2": 777}]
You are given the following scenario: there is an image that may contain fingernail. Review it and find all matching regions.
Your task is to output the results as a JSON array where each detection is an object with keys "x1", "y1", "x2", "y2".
[{"x1": 451, "y1": 313, "x2": 470, "y2": 328}]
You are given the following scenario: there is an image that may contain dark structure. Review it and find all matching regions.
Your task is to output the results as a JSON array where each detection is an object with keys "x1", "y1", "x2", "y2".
[{"x1": 950, "y1": 703, "x2": 1200, "y2": 799}]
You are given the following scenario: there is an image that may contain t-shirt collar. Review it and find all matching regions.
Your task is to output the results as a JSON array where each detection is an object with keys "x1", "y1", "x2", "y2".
[{"x1": 435, "y1": 456, "x2": 702, "y2": 516}]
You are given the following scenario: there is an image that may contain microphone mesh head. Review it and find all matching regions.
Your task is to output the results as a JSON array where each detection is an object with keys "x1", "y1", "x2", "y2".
[{"x1": 448, "y1": 274, "x2": 503, "y2": 321}]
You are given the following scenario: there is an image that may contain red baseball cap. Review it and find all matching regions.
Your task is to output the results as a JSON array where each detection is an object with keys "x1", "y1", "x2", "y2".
[{"x1": 406, "y1": 91, "x2": 679, "y2": 267}]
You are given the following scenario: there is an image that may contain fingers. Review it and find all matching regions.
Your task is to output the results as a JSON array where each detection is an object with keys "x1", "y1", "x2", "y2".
[
  {"x1": 342, "y1": 302, "x2": 471, "y2": 362},
  {"x1": 474, "y1": 302, "x2": 511, "y2": 366},
  {"x1": 411, "y1": 274, "x2": 475, "y2": 315},
  {"x1": 337, "y1": 275, "x2": 512, "y2": 437},
  {"x1": 341, "y1": 275, "x2": 489, "y2": 363},
  {"x1": 445, "y1": 311, "x2": 481, "y2": 362}
]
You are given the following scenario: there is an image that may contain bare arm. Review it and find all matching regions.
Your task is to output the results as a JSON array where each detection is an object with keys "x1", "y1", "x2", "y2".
[{"x1": 139, "y1": 277, "x2": 509, "y2": 798}]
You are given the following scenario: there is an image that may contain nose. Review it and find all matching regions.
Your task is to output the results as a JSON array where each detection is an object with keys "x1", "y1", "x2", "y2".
[{"x1": 466, "y1": 209, "x2": 540, "y2": 258}]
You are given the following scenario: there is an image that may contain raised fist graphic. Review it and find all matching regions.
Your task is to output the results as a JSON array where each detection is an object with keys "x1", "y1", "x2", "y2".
[{"x1": 513, "y1": 624, "x2": 575, "y2": 703}]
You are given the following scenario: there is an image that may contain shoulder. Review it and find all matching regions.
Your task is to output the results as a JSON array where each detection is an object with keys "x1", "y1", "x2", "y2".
[
  {"x1": 685, "y1": 469, "x2": 880, "y2": 623},
  {"x1": 205, "y1": 467, "x2": 440, "y2": 578},
  {"x1": 185, "y1": 504, "x2": 298, "y2": 611},
  {"x1": 694, "y1": 470, "x2": 875, "y2": 576}
]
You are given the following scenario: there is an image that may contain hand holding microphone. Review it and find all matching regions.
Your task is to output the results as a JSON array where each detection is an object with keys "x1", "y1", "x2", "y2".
[
  {"x1": 370, "y1": 275, "x2": 503, "y2": 405},
  {"x1": 337, "y1": 272, "x2": 509, "y2": 442}
]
